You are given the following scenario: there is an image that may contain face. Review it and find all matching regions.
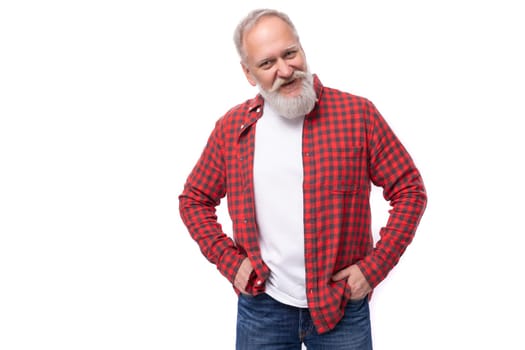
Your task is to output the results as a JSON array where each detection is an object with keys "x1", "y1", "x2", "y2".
[{"x1": 241, "y1": 15, "x2": 308, "y2": 98}]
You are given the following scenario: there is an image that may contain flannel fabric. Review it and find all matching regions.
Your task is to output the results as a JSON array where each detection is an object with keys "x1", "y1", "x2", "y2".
[{"x1": 179, "y1": 75, "x2": 427, "y2": 333}]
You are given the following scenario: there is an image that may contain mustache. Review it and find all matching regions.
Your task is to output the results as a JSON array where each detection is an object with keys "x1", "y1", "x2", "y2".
[{"x1": 269, "y1": 70, "x2": 308, "y2": 93}]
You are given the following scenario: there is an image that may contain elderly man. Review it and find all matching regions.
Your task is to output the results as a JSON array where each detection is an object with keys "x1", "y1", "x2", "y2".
[{"x1": 179, "y1": 8, "x2": 427, "y2": 349}]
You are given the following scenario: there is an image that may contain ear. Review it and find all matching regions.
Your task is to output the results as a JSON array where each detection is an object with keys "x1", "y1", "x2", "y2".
[{"x1": 241, "y1": 62, "x2": 257, "y2": 87}]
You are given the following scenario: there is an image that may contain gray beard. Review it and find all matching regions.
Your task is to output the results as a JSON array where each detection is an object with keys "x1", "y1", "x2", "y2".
[{"x1": 258, "y1": 72, "x2": 316, "y2": 120}]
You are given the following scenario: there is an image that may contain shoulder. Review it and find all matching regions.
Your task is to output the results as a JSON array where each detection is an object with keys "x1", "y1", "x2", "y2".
[
  {"x1": 207, "y1": 95, "x2": 262, "y2": 146},
  {"x1": 216, "y1": 96, "x2": 260, "y2": 126},
  {"x1": 320, "y1": 85, "x2": 376, "y2": 111},
  {"x1": 317, "y1": 86, "x2": 382, "y2": 127}
]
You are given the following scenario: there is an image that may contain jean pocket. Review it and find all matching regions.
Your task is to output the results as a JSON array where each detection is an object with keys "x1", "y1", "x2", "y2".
[{"x1": 348, "y1": 294, "x2": 370, "y2": 313}]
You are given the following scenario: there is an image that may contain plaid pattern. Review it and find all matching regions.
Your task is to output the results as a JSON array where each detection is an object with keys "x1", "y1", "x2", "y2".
[{"x1": 179, "y1": 75, "x2": 427, "y2": 333}]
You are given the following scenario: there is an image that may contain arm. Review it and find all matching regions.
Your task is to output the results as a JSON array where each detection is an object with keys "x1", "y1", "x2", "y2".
[
  {"x1": 357, "y1": 101, "x2": 427, "y2": 288},
  {"x1": 178, "y1": 120, "x2": 246, "y2": 285}
]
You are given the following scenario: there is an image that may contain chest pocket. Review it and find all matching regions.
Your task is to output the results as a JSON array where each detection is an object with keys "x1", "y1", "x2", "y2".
[{"x1": 327, "y1": 146, "x2": 365, "y2": 193}]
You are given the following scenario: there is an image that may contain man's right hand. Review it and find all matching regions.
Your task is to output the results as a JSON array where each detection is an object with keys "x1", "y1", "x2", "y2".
[{"x1": 234, "y1": 257, "x2": 254, "y2": 294}]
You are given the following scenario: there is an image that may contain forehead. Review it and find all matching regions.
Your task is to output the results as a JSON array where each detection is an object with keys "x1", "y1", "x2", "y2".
[{"x1": 243, "y1": 16, "x2": 299, "y2": 62}]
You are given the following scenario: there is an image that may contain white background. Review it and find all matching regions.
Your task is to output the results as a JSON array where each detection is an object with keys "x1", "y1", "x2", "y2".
[{"x1": 1, "y1": 1, "x2": 524, "y2": 349}]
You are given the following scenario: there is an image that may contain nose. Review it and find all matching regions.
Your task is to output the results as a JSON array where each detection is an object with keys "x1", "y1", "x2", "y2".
[{"x1": 276, "y1": 59, "x2": 293, "y2": 79}]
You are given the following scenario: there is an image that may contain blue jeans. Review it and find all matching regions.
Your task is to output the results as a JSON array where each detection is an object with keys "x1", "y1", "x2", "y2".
[{"x1": 236, "y1": 293, "x2": 372, "y2": 350}]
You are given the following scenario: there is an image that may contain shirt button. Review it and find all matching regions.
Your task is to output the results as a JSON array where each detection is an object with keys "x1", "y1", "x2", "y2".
[
  {"x1": 256, "y1": 280, "x2": 263, "y2": 285},
  {"x1": 240, "y1": 124, "x2": 244, "y2": 129}
]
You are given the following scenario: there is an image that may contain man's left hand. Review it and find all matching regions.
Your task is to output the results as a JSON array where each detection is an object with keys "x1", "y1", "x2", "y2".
[{"x1": 332, "y1": 264, "x2": 372, "y2": 300}]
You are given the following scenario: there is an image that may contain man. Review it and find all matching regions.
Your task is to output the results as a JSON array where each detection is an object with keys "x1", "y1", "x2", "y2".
[{"x1": 179, "y1": 8, "x2": 427, "y2": 349}]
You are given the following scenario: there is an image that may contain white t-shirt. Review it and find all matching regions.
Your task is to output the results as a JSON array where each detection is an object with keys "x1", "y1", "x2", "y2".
[{"x1": 253, "y1": 103, "x2": 307, "y2": 307}]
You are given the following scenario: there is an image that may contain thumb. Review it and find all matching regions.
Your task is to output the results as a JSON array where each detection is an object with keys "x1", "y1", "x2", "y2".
[{"x1": 332, "y1": 268, "x2": 351, "y2": 281}]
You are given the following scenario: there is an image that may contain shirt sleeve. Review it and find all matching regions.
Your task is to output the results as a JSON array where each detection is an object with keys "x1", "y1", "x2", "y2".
[
  {"x1": 178, "y1": 118, "x2": 245, "y2": 284},
  {"x1": 356, "y1": 100, "x2": 427, "y2": 288}
]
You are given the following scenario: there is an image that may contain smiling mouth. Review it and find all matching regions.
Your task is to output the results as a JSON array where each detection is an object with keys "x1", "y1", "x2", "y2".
[
  {"x1": 269, "y1": 74, "x2": 304, "y2": 93},
  {"x1": 282, "y1": 79, "x2": 296, "y2": 86},
  {"x1": 279, "y1": 78, "x2": 301, "y2": 92}
]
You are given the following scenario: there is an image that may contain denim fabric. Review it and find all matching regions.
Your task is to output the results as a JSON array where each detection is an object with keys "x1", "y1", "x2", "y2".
[{"x1": 236, "y1": 293, "x2": 372, "y2": 350}]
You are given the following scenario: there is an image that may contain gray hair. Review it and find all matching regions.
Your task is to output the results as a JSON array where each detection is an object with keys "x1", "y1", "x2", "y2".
[{"x1": 233, "y1": 8, "x2": 300, "y2": 63}]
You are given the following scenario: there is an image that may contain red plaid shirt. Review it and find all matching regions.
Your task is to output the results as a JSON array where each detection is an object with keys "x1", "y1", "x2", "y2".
[{"x1": 179, "y1": 75, "x2": 427, "y2": 333}]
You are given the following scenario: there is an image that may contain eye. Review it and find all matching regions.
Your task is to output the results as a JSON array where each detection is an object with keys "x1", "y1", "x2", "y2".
[
  {"x1": 284, "y1": 50, "x2": 298, "y2": 59},
  {"x1": 259, "y1": 60, "x2": 274, "y2": 69}
]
